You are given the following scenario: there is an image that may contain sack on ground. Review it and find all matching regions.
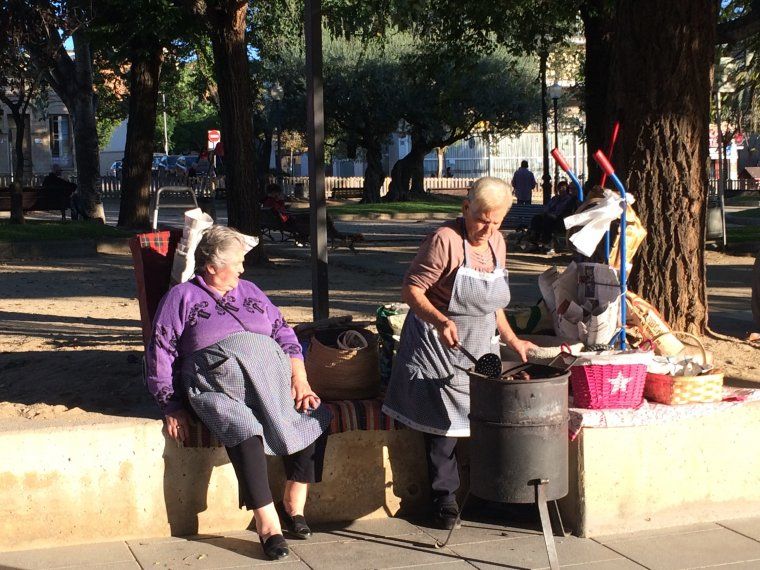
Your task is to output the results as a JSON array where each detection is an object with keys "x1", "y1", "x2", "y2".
[{"x1": 376, "y1": 304, "x2": 409, "y2": 384}]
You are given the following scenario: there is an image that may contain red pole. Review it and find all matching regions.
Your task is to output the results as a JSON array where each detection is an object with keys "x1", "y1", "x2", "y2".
[{"x1": 600, "y1": 121, "x2": 620, "y2": 187}]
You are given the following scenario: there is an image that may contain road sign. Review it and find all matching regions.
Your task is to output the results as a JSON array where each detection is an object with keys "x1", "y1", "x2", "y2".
[{"x1": 208, "y1": 130, "x2": 221, "y2": 144}]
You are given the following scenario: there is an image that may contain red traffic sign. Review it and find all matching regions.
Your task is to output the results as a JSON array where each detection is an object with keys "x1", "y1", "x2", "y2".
[{"x1": 207, "y1": 130, "x2": 221, "y2": 144}]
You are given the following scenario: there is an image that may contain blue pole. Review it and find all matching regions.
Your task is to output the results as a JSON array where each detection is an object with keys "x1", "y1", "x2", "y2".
[
  {"x1": 608, "y1": 172, "x2": 627, "y2": 350},
  {"x1": 566, "y1": 171, "x2": 584, "y2": 202}
]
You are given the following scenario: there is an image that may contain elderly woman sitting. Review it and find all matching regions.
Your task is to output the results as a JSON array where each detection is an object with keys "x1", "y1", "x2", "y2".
[{"x1": 146, "y1": 225, "x2": 331, "y2": 561}]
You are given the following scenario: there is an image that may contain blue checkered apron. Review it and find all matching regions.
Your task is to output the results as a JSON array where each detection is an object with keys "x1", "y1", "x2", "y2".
[
  {"x1": 181, "y1": 331, "x2": 332, "y2": 453},
  {"x1": 383, "y1": 229, "x2": 511, "y2": 436}
]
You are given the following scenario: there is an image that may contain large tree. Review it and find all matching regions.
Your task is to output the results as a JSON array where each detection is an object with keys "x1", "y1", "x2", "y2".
[
  {"x1": 0, "y1": 8, "x2": 45, "y2": 223},
  {"x1": 92, "y1": 0, "x2": 191, "y2": 228},
  {"x1": 610, "y1": 0, "x2": 716, "y2": 333},
  {"x1": 322, "y1": 35, "x2": 408, "y2": 203},
  {"x1": 186, "y1": 0, "x2": 260, "y2": 243},
  {"x1": 19, "y1": 0, "x2": 106, "y2": 221},
  {"x1": 385, "y1": 49, "x2": 540, "y2": 201}
]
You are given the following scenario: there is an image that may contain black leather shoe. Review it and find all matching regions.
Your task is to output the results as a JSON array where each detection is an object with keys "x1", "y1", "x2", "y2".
[
  {"x1": 433, "y1": 502, "x2": 462, "y2": 530},
  {"x1": 276, "y1": 502, "x2": 312, "y2": 539},
  {"x1": 259, "y1": 534, "x2": 290, "y2": 560}
]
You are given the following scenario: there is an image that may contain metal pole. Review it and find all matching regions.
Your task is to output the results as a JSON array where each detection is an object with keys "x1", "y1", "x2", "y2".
[
  {"x1": 162, "y1": 93, "x2": 169, "y2": 156},
  {"x1": 305, "y1": 0, "x2": 329, "y2": 320},
  {"x1": 540, "y1": 51, "x2": 551, "y2": 205},
  {"x1": 553, "y1": 97, "x2": 559, "y2": 187},
  {"x1": 716, "y1": 92, "x2": 727, "y2": 249}
]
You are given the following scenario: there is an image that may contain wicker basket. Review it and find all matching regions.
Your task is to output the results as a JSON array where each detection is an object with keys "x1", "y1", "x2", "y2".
[
  {"x1": 644, "y1": 332, "x2": 724, "y2": 405},
  {"x1": 304, "y1": 327, "x2": 380, "y2": 400},
  {"x1": 570, "y1": 350, "x2": 652, "y2": 409}
]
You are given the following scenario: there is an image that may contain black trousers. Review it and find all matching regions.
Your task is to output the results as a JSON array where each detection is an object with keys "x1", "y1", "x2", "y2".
[
  {"x1": 424, "y1": 432, "x2": 460, "y2": 507},
  {"x1": 226, "y1": 433, "x2": 328, "y2": 510}
]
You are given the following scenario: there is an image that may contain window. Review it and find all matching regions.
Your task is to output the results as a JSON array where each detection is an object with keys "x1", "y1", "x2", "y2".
[{"x1": 49, "y1": 115, "x2": 73, "y2": 167}]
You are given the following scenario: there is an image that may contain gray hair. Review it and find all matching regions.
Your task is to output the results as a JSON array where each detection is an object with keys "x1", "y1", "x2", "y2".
[
  {"x1": 467, "y1": 176, "x2": 512, "y2": 214},
  {"x1": 194, "y1": 225, "x2": 247, "y2": 271}
]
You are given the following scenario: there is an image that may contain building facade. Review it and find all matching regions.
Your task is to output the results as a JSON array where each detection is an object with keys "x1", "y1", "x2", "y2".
[{"x1": 0, "y1": 88, "x2": 75, "y2": 181}]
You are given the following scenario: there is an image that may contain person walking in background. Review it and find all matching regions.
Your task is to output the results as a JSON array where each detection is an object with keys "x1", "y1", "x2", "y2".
[{"x1": 511, "y1": 160, "x2": 537, "y2": 205}]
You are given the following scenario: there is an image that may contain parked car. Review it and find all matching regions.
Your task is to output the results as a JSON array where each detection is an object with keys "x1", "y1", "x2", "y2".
[
  {"x1": 156, "y1": 155, "x2": 181, "y2": 174},
  {"x1": 152, "y1": 154, "x2": 167, "y2": 172}
]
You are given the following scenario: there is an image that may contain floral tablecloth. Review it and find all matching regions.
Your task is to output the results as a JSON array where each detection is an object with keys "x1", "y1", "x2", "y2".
[{"x1": 568, "y1": 387, "x2": 760, "y2": 440}]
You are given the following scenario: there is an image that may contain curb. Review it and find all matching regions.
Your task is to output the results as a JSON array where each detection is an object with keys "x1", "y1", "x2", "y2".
[
  {"x1": 726, "y1": 214, "x2": 760, "y2": 227},
  {"x1": 0, "y1": 237, "x2": 131, "y2": 260},
  {"x1": 332, "y1": 211, "x2": 457, "y2": 222}
]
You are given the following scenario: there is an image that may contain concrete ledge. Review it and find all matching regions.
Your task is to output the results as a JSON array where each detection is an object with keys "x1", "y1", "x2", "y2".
[
  {"x1": 559, "y1": 401, "x2": 760, "y2": 537},
  {"x1": 0, "y1": 418, "x2": 428, "y2": 552},
  {"x1": 5, "y1": 402, "x2": 759, "y2": 550}
]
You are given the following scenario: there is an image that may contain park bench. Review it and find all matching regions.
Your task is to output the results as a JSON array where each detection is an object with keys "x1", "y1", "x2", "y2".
[
  {"x1": 0, "y1": 186, "x2": 75, "y2": 220},
  {"x1": 501, "y1": 203, "x2": 543, "y2": 229},
  {"x1": 330, "y1": 187, "x2": 364, "y2": 199},
  {"x1": 259, "y1": 206, "x2": 362, "y2": 251}
]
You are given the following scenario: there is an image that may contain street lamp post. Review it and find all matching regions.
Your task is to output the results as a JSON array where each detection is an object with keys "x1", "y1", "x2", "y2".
[
  {"x1": 539, "y1": 51, "x2": 552, "y2": 204},
  {"x1": 548, "y1": 82, "x2": 563, "y2": 190},
  {"x1": 269, "y1": 82, "x2": 284, "y2": 186},
  {"x1": 161, "y1": 92, "x2": 169, "y2": 156}
]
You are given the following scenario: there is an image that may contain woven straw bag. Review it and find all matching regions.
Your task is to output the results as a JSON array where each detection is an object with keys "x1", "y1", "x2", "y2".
[
  {"x1": 304, "y1": 327, "x2": 380, "y2": 400},
  {"x1": 644, "y1": 332, "x2": 723, "y2": 405}
]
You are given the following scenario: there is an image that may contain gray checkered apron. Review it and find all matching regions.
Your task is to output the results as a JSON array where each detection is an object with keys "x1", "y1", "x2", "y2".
[
  {"x1": 181, "y1": 331, "x2": 332, "y2": 453},
  {"x1": 383, "y1": 226, "x2": 511, "y2": 436}
]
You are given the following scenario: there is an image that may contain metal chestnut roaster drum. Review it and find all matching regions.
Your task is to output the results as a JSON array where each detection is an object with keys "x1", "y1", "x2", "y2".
[{"x1": 440, "y1": 354, "x2": 576, "y2": 570}]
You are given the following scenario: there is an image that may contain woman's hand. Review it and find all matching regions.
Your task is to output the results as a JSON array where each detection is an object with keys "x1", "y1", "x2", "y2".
[
  {"x1": 165, "y1": 408, "x2": 192, "y2": 443},
  {"x1": 436, "y1": 319, "x2": 459, "y2": 349},
  {"x1": 291, "y1": 377, "x2": 321, "y2": 412},
  {"x1": 505, "y1": 337, "x2": 539, "y2": 363}
]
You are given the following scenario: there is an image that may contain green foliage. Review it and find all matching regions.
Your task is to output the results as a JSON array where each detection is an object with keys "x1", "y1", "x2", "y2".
[{"x1": 716, "y1": 1, "x2": 760, "y2": 133}]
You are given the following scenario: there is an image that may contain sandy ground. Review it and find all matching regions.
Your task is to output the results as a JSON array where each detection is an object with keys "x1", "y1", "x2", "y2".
[{"x1": 0, "y1": 234, "x2": 758, "y2": 426}]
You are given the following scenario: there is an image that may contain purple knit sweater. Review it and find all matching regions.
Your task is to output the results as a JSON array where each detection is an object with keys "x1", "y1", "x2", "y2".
[{"x1": 145, "y1": 274, "x2": 302, "y2": 415}]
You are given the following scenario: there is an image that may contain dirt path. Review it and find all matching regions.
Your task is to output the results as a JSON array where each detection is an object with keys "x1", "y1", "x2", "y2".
[{"x1": 0, "y1": 239, "x2": 757, "y2": 426}]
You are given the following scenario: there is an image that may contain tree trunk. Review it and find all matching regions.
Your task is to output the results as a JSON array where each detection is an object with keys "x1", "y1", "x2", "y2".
[
  {"x1": 361, "y1": 142, "x2": 384, "y2": 203},
  {"x1": 610, "y1": 0, "x2": 715, "y2": 333},
  {"x1": 118, "y1": 49, "x2": 163, "y2": 229},
  {"x1": 68, "y1": 29, "x2": 105, "y2": 222},
  {"x1": 11, "y1": 112, "x2": 25, "y2": 184},
  {"x1": 253, "y1": 131, "x2": 273, "y2": 196},
  {"x1": 10, "y1": 113, "x2": 25, "y2": 223},
  {"x1": 206, "y1": 0, "x2": 261, "y2": 259},
  {"x1": 436, "y1": 147, "x2": 445, "y2": 178},
  {"x1": 386, "y1": 131, "x2": 429, "y2": 202},
  {"x1": 581, "y1": 0, "x2": 614, "y2": 186}
]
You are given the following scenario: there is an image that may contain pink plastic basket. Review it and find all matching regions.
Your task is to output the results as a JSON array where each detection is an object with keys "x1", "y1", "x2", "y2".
[{"x1": 570, "y1": 362, "x2": 648, "y2": 409}]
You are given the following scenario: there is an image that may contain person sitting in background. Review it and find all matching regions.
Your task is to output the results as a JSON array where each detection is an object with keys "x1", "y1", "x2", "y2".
[
  {"x1": 261, "y1": 183, "x2": 363, "y2": 248},
  {"x1": 528, "y1": 180, "x2": 578, "y2": 253},
  {"x1": 42, "y1": 164, "x2": 82, "y2": 220},
  {"x1": 262, "y1": 183, "x2": 290, "y2": 223}
]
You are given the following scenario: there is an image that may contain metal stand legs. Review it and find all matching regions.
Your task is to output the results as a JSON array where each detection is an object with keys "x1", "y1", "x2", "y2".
[
  {"x1": 535, "y1": 480, "x2": 562, "y2": 570},
  {"x1": 434, "y1": 481, "x2": 567, "y2": 570}
]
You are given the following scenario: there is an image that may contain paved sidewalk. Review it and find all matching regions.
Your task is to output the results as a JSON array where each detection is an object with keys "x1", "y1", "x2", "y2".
[{"x1": 2, "y1": 515, "x2": 760, "y2": 569}]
